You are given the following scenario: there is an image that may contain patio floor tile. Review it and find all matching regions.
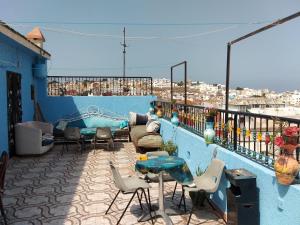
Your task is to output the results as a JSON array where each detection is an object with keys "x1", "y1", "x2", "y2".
[{"x1": 2, "y1": 143, "x2": 225, "y2": 225}]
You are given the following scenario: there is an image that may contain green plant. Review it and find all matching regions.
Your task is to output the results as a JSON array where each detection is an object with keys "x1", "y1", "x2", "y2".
[
  {"x1": 205, "y1": 108, "x2": 218, "y2": 118},
  {"x1": 160, "y1": 140, "x2": 177, "y2": 155}
]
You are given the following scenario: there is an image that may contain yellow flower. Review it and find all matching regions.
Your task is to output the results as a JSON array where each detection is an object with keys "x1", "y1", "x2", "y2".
[
  {"x1": 257, "y1": 132, "x2": 262, "y2": 141},
  {"x1": 237, "y1": 128, "x2": 241, "y2": 135},
  {"x1": 246, "y1": 130, "x2": 251, "y2": 137}
]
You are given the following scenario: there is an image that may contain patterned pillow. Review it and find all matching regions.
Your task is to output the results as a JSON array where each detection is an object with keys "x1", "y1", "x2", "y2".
[
  {"x1": 129, "y1": 112, "x2": 148, "y2": 126},
  {"x1": 136, "y1": 114, "x2": 148, "y2": 125},
  {"x1": 146, "y1": 120, "x2": 160, "y2": 133},
  {"x1": 129, "y1": 112, "x2": 137, "y2": 126}
]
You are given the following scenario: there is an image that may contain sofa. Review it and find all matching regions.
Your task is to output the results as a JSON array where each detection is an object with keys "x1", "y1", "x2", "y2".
[
  {"x1": 15, "y1": 121, "x2": 54, "y2": 155},
  {"x1": 53, "y1": 110, "x2": 129, "y2": 138},
  {"x1": 130, "y1": 125, "x2": 163, "y2": 152}
]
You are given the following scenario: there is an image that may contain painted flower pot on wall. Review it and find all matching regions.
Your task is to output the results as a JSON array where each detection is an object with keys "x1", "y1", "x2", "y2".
[
  {"x1": 274, "y1": 126, "x2": 300, "y2": 185},
  {"x1": 204, "y1": 121, "x2": 215, "y2": 144},
  {"x1": 149, "y1": 101, "x2": 155, "y2": 115},
  {"x1": 156, "y1": 107, "x2": 163, "y2": 118},
  {"x1": 171, "y1": 112, "x2": 179, "y2": 126},
  {"x1": 274, "y1": 154, "x2": 299, "y2": 185}
]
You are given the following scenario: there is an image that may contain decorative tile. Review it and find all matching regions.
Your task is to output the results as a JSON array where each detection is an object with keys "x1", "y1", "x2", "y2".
[{"x1": 3, "y1": 143, "x2": 225, "y2": 225}]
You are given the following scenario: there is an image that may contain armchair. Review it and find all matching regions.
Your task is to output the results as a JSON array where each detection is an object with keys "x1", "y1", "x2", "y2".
[{"x1": 15, "y1": 121, "x2": 54, "y2": 155}]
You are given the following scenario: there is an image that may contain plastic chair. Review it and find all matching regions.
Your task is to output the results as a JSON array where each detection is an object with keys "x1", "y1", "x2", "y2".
[
  {"x1": 0, "y1": 151, "x2": 9, "y2": 225},
  {"x1": 179, "y1": 159, "x2": 225, "y2": 225},
  {"x1": 94, "y1": 127, "x2": 114, "y2": 153},
  {"x1": 106, "y1": 161, "x2": 154, "y2": 225},
  {"x1": 63, "y1": 127, "x2": 83, "y2": 155}
]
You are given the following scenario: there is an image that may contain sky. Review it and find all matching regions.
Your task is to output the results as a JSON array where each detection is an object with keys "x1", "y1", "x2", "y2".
[{"x1": 2, "y1": 0, "x2": 300, "y2": 92}]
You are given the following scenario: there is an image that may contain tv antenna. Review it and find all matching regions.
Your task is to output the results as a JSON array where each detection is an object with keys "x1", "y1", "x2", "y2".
[{"x1": 120, "y1": 27, "x2": 128, "y2": 77}]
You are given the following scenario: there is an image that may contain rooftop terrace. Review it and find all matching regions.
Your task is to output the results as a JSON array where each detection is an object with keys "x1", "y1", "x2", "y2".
[{"x1": 3, "y1": 143, "x2": 224, "y2": 225}]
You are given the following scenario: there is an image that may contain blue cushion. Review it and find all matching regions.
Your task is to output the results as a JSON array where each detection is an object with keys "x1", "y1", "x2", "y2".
[
  {"x1": 119, "y1": 120, "x2": 129, "y2": 129},
  {"x1": 67, "y1": 116, "x2": 125, "y2": 129},
  {"x1": 42, "y1": 139, "x2": 54, "y2": 146}
]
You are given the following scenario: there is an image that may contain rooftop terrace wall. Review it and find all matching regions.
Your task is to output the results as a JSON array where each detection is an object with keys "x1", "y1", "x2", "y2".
[
  {"x1": 160, "y1": 119, "x2": 300, "y2": 225},
  {"x1": 36, "y1": 78, "x2": 156, "y2": 123}
]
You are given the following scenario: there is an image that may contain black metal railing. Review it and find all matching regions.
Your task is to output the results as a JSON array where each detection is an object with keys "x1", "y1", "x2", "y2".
[
  {"x1": 156, "y1": 100, "x2": 300, "y2": 168},
  {"x1": 47, "y1": 76, "x2": 153, "y2": 96}
]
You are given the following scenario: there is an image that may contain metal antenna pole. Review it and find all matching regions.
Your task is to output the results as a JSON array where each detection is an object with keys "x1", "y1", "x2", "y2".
[{"x1": 121, "y1": 27, "x2": 128, "y2": 78}]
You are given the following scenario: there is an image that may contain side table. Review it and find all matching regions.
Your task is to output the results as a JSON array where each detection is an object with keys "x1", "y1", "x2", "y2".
[{"x1": 113, "y1": 128, "x2": 130, "y2": 142}]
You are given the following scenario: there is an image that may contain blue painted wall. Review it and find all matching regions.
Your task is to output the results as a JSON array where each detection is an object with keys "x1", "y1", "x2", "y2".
[
  {"x1": 0, "y1": 33, "x2": 46, "y2": 155},
  {"x1": 36, "y1": 77, "x2": 156, "y2": 123},
  {"x1": 160, "y1": 119, "x2": 300, "y2": 225}
]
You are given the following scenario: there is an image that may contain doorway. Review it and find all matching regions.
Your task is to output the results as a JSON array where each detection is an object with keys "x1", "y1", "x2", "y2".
[{"x1": 7, "y1": 71, "x2": 22, "y2": 156}]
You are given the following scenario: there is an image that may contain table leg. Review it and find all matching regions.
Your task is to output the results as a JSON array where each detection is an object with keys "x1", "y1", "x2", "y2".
[
  {"x1": 158, "y1": 171, "x2": 164, "y2": 211},
  {"x1": 139, "y1": 172, "x2": 173, "y2": 225}
]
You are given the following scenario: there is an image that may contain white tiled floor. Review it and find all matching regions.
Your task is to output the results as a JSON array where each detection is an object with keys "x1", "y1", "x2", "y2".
[{"x1": 2, "y1": 143, "x2": 225, "y2": 225}]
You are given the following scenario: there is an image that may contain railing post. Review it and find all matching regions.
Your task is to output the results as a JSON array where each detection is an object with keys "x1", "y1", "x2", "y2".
[
  {"x1": 150, "y1": 77, "x2": 153, "y2": 95},
  {"x1": 171, "y1": 67, "x2": 173, "y2": 103},
  {"x1": 233, "y1": 113, "x2": 238, "y2": 151}
]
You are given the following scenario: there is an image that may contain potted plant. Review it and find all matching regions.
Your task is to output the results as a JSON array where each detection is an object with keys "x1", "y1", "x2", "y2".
[
  {"x1": 274, "y1": 126, "x2": 300, "y2": 185},
  {"x1": 149, "y1": 101, "x2": 155, "y2": 114},
  {"x1": 156, "y1": 102, "x2": 163, "y2": 118},
  {"x1": 204, "y1": 108, "x2": 217, "y2": 144},
  {"x1": 205, "y1": 108, "x2": 217, "y2": 122},
  {"x1": 170, "y1": 100, "x2": 179, "y2": 126},
  {"x1": 160, "y1": 140, "x2": 177, "y2": 156}
]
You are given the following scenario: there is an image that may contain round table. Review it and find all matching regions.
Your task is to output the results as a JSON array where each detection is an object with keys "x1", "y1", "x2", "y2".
[{"x1": 136, "y1": 155, "x2": 193, "y2": 225}]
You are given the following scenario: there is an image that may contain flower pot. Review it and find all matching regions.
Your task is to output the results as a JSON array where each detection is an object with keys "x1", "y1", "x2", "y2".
[
  {"x1": 204, "y1": 122, "x2": 215, "y2": 144},
  {"x1": 274, "y1": 154, "x2": 299, "y2": 185},
  {"x1": 156, "y1": 107, "x2": 163, "y2": 118},
  {"x1": 171, "y1": 112, "x2": 179, "y2": 126}
]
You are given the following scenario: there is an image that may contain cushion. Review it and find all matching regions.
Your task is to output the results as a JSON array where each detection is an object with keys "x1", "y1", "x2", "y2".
[
  {"x1": 136, "y1": 114, "x2": 148, "y2": 125},
  {"x1": 137, "y1": 135, "x2": 163, "y2": 148},
  {"x1": 56, "y1": 120, "x2": 68, "y2": 131},
  {"x1": 129, "y1": 112, "x2": 137, "y2": 126},
  {"x1": 42, "y1": 139, "x2": 54, "y2": 146},
  {"x1": 146, "y1": 119, "x2": 153, "y2": 128},
  {"x1": 129, "y1": 112, "x2": 148, "y2": 126},
  {"x1": 146, "y1": 120, "x2": 160, "y2": 133},
  {"x1": 42, "y1": 133, "x2": 54, "y2": 140},
  {"x1": 119, "y1": 120, "x2": 129, "y2": 129}
]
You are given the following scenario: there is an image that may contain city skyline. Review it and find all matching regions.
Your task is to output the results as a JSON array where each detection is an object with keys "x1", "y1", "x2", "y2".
[{"x1": 2, "y1": 0, "x2": 300, "y2": 91}]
